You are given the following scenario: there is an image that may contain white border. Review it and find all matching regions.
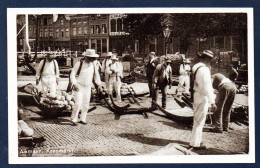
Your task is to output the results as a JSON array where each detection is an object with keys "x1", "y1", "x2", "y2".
[{"x1": 8, "y1": 8, "x2": 255, "y2": 164}]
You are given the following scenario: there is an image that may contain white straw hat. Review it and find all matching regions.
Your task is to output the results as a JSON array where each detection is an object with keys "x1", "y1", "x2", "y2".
[{"x1": 82, "y1": 49, "x2": 99, "y2": 57}]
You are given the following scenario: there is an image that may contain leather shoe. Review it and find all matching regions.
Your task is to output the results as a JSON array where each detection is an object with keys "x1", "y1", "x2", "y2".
[
  {"x1": 189, "y1": 143, "x2": 206, "y2": 150},
  {"x1": 209, "y1": 128, "x2": 223, "y2": 133},
  {"x1": 80, "y1": 121, "x2": 87, "y2": 125},
  {"x1": 71, "y1": 121, "x2": 78, "y2": 126}
]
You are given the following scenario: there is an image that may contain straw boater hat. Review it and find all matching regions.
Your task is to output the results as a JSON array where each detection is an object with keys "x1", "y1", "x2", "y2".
[
  {"x1": 184, "y1": 58, "x2": 191, "y2": 64},
  {"x1": 82, "y1": 49, "x2": 99, "y2": 57},
  {"x1": 198, "y1": 50, "x2": 214, "y2": 59},
  {"x1": 106, "y1": 52, "x2": 113, "y2": 57},
  {"x1": 111, "y1": 54, "x2": 118, "y2": 61},
  {"x1": 149, "y1": 52, "x2": 156, "y2": 56}
]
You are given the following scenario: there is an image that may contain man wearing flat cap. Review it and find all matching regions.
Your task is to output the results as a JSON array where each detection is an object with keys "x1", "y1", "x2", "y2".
[
  {"x1": 189, "y1": 50, "x2": 217, "y2": 150},
  {"x1": 146, "y1": 52, "x2": 159, "y2": 97},
  {"x1": 152, "y1": 56, "x2": 172, "y2": 109},
  {"x1": 36, "y1": 52, "x2": 60, "y2": 97},
  {"x1": 70, "y1": 49, "x2": 102, "y2": 125},
  {"x1": 209, "y1": 72, "x2": 237, "y2": 133}
]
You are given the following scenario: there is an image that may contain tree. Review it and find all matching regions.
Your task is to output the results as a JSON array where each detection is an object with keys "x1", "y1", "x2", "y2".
[
  {"x1": 124, "y1": 14, "x2": 164, "y2": 54},
  {"x1": 124, "y1": 13, "x2": 247, "y2": 54}
]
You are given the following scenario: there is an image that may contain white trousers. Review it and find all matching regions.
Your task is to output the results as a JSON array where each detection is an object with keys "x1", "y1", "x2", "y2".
[
  {"x1": 108, "y1": 76, "x2": 122, "y2": 102},
  {"x1": 104, "y1": 73, "x2": 110, "y2": 92},
  {"x1": 71, "y1": 84, "x2": 92, "y2": 123},
  {"x1": 190, "y1": 92, "x2": 209, "y2": 147},
  {"x1": 177, "y1": 75, "x2": 190, "y2": 93},
  {"x1": 41, "y1": 76, "x2": 57, "y2": 97}
]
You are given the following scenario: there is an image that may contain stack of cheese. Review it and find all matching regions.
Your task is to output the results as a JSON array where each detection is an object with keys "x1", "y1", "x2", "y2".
[{"x1": 39, "y1": 91, "x2": 75, "y2": 111}]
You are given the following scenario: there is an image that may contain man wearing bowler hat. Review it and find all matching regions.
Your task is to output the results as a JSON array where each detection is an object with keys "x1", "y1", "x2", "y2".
[
  {"x1": 70, "y1": 49, "x2": 102, "y2": 125},
  {"x1": 146, "y1": 52, "x2": 158, "y2": 97},
  {"x1": 152, "y1": 56, "x2": 172, "y2": 109},
  {"x1": 36, "y1": 52, "x2": 60, "y2": 97},
  {"x1": 189, "y1": 50, "x2": 217, "y2": 150}
]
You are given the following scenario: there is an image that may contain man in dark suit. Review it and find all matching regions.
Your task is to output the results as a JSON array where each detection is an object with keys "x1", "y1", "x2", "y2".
[
  {"x1": 146, "y1": 52, "x2": 158, "y2": 97},
  {"x1": 152, "y1": 56, "x2": 172, "y2": 109}
]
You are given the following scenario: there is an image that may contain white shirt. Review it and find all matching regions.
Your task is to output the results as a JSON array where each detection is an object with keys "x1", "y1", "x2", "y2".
[
  {"x1": 70, "y1": 61, "x2": 101, "y2": 86},
  {"x1": 179, "y1": 64, "x2": 191, "y2": 76},
  {"x1": 192, "y1": 62, "x2": 215, "y2": 104},
  {"x1": 101, "y1": 58, "x2": 112, "y2": 73},
  {"x1": 36, "y1": 59, "x2": 59, "y2": 79}
]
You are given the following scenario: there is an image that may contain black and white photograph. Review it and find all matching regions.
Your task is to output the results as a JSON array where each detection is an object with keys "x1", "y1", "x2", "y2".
[{"x1": 8, "y1": 8, "x2": 254, "y2": 163}]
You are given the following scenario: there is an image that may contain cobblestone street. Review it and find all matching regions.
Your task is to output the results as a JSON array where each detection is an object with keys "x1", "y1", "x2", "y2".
[{"x1": 18, "y1": 81, "x2": 249, "y2": 157}]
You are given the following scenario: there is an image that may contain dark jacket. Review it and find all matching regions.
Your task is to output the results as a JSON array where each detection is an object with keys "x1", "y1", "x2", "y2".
[
  {"x1": 146, "y1": 57, "x2": 159, "y2": 79},
  {"x1": 152, "y1": 63, "x2": 172, "y2": 86}
]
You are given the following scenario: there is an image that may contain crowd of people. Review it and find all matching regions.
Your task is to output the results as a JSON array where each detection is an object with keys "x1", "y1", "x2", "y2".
[{"x1": 35, "y1": 48, "x2": 239, "y2": 150}]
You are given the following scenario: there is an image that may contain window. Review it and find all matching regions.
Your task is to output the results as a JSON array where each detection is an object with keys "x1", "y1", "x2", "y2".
[
  {"x1": 91, "y1": 39, "x2": 96, "y2": 49},
  {"x1": 102, "y1": 39, "x2": 107, "y2": 52},
  {"x1": 48, "y1": 18, "x2": 52, "y2": 25},
  {"x1": 60, "y1": 29, "x2": 64, "y2": 38},
  {"x1": 117, "y1": 18, "x2": 123, "y2": 31},
  {"x1": 78, "y1": 21, "x2": 81, "y2": 25},
  {"x1": 29, "y1": 27, "x2": 32, "y2": 37},
  {"x1": 40, "y1": 29, "x2": 43, "y2": 37},
  {"x1": 49, "y1": 29, "x2": 53, "y2": 37},
  {"x1": 44, "y1": 29, "x2": 48, "y2": 37},
  {"x1": 83, "y1": 20, "x2": 87, "y2": 24},
  {"x1": 73, "y1": 21, "x2": 76, "y2": 25},
  {"x1": 73, "y1": 28, "x2": 76, "y2": 36},
  {"x1": 56, "y1": 29, "x2": 59, "y2": 38},
  {"x1": 111, "y1": 19, "x2": 116, "y2": 32},
  {"x1": 44, "y1": 18, "x2": 47, "y2": 26},
  {"x1": 90, "y1": 15, "x2": 95, "y2": 20},
  {"x1": 60, "y1": 19, "x2": 64, "y2": 25},
  {"x1": 33, "y1": 28, "x2": 36, "y2": 36},
  {"x1": 65, "y1": 28, "x2": 69, "y2": 37},
  {"x1": 101, "y1": 15, "x2": 107, "y2": 19},
  {"x1": 102, "y1": 24, "x2": 107, "y2": 34},
  {"x1": 78, "y1": 27, "x2": 82, "y2": 36},
  {"x1": 91, "y1": 25, "x2": 95, "y2": 34},
  {"x1": 97, "y1": 39, "x2": 101, "y2": 53},
  {"x1": 83, "y1": 27, "x2": 87, "y2": 35},
  {"x1": 96, "y1": 25, "x2": 101, "y2": 34}
]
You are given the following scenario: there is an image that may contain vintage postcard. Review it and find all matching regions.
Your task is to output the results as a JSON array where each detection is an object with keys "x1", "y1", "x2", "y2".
[{"x1": 8, "y1": 8, "x2": 254, "y2": 164}]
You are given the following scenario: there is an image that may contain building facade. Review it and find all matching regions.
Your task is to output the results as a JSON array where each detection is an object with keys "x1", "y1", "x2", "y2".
[
  {"x1": 70, "y1": 14, "x2": 89, "y2": 52},
  {"x1": 53, "y1": 14, "x2": 71, "y2": 50},
  {"x1": 88, "y1": 14, "x2": 109, "y2": 55},
  {"x1": 17, "y1": 14, "x2": 247, "y2": 66}
]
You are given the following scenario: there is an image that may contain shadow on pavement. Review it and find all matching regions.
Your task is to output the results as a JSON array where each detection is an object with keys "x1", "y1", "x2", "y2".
[
  {"x1": 30, "y1": 116, "x2": 74, "y2": 126},
  {"x1": 118, "y1": 133, "x2": 235, "y2": 155},
  {"x1": 158, "y1": 120, "x2": 192, "y2": 130},
  {"x1": 118, "y1": 133, "x2": 189, "y2": 147}
]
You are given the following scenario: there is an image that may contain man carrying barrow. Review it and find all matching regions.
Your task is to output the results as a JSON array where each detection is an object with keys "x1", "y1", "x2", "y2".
[{"x1": 70, "y1": 49, "x2": 102, "y2": 125}]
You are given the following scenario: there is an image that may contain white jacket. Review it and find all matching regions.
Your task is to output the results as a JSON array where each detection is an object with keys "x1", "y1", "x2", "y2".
[
  {"x1": 36, "y1": 59, "x2": 59, "y2": 79},
  {"x1": 70, "y1": 61, "x2": 101, "y2": 86},
  {"x1": 101, "y1": 59, "x2": 112, "y2": 73},
  {"x1": 179, "y1": 64, "x2": 191, "y2": 76},
  {"x1": 192, "y1": 62, "x2": 215, "y2": 104}
]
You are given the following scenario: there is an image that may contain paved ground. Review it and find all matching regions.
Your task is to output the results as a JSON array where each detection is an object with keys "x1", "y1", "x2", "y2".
[{"x1": 18, "y1": 77, "x2": 249, "y2": 157}]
